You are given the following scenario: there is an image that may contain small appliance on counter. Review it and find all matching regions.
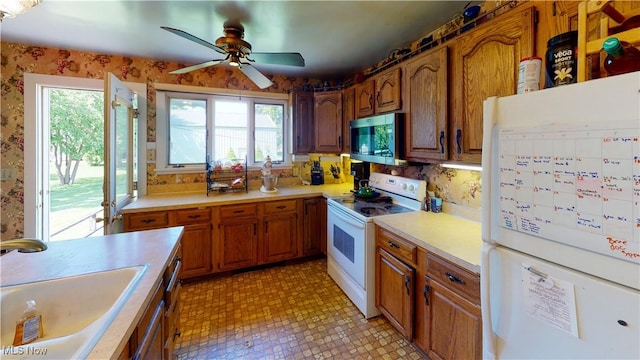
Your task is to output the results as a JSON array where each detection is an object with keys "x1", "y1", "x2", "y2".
[
  {"x1": 260, "y1": 156, "x2": 278, "y2": 193},
  {"x1": 310, "y1": 161, "x2": 324, "y2": 185},
  {"x1": 350, "y1": 160, "x2": 370, "y2": 191}
]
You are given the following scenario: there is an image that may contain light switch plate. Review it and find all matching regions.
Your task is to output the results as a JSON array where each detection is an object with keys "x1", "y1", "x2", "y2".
[
  {"x1": 147, "y1": 149, "x2": 156, "y2": 162},
  {"x1": 1, "y1": 168, "x2": 16, "y2": 181}
]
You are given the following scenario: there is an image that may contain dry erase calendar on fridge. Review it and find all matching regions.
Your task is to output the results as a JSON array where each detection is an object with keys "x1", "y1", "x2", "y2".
[{"x1": 497, "y1": 121, "x2": 640, "y2": 262}]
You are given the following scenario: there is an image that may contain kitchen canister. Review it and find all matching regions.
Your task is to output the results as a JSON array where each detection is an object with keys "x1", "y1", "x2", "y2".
[
  {"x1": 517, "y1": 56, "x2": 542, "y2": 94},
  {"x1": 545, "y1": 30, "x2": 578, "y2": 88}
]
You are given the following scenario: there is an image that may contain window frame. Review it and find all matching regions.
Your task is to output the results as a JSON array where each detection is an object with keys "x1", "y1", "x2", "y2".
[{"x1": 155, "y1": 83, "x2": 291, "y2": 174}]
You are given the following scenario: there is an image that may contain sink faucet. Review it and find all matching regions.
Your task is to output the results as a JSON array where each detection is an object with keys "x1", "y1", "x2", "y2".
[{"x1": 0, "y1": 238, "x2": 47, "y2": 255}]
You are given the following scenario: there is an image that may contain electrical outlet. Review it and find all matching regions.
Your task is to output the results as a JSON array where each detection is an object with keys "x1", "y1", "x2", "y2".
[
  {"x1": 147, "y1": 149, "x2": 156, "y2": 162},
  {"x1": 1, "y1": 168, "x2": 16, "y2": 181}
]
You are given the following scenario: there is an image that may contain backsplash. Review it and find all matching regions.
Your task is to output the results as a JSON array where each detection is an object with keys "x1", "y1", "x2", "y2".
[{"x1": 371, "y1": 163, "x2": 482, "y2": 209}]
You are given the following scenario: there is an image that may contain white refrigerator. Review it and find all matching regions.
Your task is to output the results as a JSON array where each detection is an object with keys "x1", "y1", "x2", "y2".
[{"x1": 481, "y1": 72, "x2": 640, "y2": 359}]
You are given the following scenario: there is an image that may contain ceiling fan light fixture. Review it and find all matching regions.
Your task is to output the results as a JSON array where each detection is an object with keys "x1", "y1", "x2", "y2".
[
  {"x1": 229, "y1": 53, "x2": 241, "y2": 67},
  {"x1": 0, "y1": 0, "x2": 41, "y2": 21}
]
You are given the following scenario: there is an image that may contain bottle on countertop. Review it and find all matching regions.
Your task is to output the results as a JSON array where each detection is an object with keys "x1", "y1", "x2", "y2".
[
  {"x1": 602, "y1": 37, "x2": 640, "y2": 76},
  {"x1": 13, "y1": 300, "x2": 44, "y2": 346}
]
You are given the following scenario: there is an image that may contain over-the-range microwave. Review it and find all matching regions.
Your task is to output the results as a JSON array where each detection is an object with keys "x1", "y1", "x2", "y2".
[{"x1": 350, "y1": 113, "x2": 407, "y2": 166}]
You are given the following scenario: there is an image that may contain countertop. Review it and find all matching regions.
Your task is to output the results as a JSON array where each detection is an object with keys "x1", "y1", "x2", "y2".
[
  {"x1": 122, "y1": 183, "x2": 354, "y2": 213},
  {"x1": 0, "y1": 226, "x2": 184, "y2": 359},
  {"x1": 374, "y1": 210, "x2": 482, "y2": 274},
  {"x1": 123, "y1": 183, "x2": 482, "y2": 272}
]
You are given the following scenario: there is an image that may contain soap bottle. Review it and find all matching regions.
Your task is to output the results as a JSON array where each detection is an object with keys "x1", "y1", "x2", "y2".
[{"x1": 13, "y1": 300, "x2": 44, "y2": 346}]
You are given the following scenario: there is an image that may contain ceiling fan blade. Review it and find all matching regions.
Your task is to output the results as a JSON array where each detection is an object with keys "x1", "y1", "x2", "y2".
[
  {"x1": 249, "y1": 52, "x2": 305, "y2": 67},
  {"x1": 161, "y1": 26, "x2": 226, "y2": 55},
  {"x1": 239, "y1": 64, "x2": 273, "y2": 89},
  {"x1": 169, "y1": 59, "x2": 225, "y2": 74}
]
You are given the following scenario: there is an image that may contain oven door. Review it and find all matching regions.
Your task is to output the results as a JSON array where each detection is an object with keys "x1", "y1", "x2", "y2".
[{"x1": 327, "y1": 200, "x2": 367, "y2": 288}]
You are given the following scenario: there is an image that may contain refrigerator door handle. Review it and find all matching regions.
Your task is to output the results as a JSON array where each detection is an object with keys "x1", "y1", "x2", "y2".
[
  {"x1": 481, "y1": 97, "x2": 498, "y2": 246},
  {"x1": 481, "y1": 243, "x2": 497, "y2": 360}
]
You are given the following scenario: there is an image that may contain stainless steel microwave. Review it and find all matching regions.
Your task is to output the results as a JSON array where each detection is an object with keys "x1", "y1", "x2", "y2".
[{"x1": 350, "y1": 113, "x2": 406, "y2": 166}]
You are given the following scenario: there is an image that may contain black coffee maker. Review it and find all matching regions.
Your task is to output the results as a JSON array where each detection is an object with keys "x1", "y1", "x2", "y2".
[{"x1": 351, "y1": 161, "x2": 370, "y2": 190}]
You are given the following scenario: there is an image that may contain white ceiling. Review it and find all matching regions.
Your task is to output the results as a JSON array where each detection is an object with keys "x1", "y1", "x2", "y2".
[{"x1": 0, "y1": 0, "x2": 473, "y2": 80}]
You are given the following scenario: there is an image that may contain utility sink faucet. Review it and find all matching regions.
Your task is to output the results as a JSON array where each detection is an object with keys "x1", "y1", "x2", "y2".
[{"x1": 0, "y1": 238, "x2": 47, "y2": 255}]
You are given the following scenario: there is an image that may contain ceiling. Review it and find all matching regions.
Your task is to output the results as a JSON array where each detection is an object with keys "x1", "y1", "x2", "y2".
[{"x1": 0, "y1": 1, "x2": 472, "y2": 80}]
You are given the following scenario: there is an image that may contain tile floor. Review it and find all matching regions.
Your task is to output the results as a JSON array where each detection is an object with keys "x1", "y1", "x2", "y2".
[{"x1": 175, "y1": 258, "x2": 425, "y2": 359}]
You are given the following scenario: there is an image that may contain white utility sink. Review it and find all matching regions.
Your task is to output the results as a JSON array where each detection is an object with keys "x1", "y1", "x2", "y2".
[{"x1": 0, "y1": 265, "x2": 147, "y2": 359}]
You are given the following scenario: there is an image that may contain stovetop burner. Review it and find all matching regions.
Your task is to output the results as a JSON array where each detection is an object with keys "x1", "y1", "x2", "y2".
[{"x1": 333, "y1": 195, "x2": 415, "y2": 218}]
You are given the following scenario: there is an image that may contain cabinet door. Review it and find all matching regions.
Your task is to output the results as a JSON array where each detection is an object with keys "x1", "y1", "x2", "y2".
[
  {"x1": 375, "y1": 247, "x2": 414, "y2": 339},
  {"x1": 263, "y1": 213, "x2": 298, "y2": 263},
  {"x1": 180, "y1": 222, "x2": 212, "y2": 279},
  {"x1": 375, "y1": 67, "x2": 402, "y2": 114},
  {"x1": 450, "y1": 7, "x2": 535, "y2": 163},
  {"x1": 291, "y1": 91, "x2": 314, "y2": 154},
  {"x1": 302, "y1": 197, "x2": 325, "y2": 256},
  {"x1": 342, "y1": 86, "x2": 355, "y2": 153},
  {"x1": 314, "y1": 91, "x2": 343, "y2": 153},
  {"x1": 404, "y1": 47, "x2": 448, "y2": 162},
  {"x1": 217, "y1": 219, "x2": 259, "y2": 271},
  {"x1": 423, "y1": 277, "x2": 482, "y2": 360},
  {"x1": 355, "y1": 79, "x2": 375, "y2": 118}
]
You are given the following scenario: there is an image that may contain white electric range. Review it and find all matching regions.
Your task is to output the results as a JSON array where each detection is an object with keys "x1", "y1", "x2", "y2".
[{"x1": 326, "y1": 172, "x2": 426, "y2": 318}]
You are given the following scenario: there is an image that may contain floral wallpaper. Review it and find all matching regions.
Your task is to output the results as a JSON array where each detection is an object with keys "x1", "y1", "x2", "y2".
[
  {"x1": 1, "y1": 40, "x2": 483, "y2": 241},
  {"x1": 371, "y1": 163, "x2": 482, "y2": 209},
  {"x1": 0, "y1": 41, "x2": 316, "y2": 240}
]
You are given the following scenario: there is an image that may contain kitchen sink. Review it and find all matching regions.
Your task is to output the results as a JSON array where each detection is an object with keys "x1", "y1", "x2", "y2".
[{"x1": 0, "y1": 265, "x2": 147, "y2": 359}]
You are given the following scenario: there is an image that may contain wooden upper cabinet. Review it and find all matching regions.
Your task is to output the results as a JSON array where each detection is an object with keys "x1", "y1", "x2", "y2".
[
  {"x1": 355, "y1": 68, "x2": 402, "y2": 119},
  {"x1": 291, "y1": 90, "x2": 314, "y2": 154},
  {"x1": 450, "y1": 7, "x2": 535, "y2": 163},
  {"x1": 404, "y1": 46, "x2": 448, "y2": 162},
  {"x1": 375, "y1": 67, "x2": 402, "y2": 114},
  {"x1": 314, "y1": 90, "x2": 343, "y2": 154},
  {"x1": 355, "y1": 79, "x2": 375, "y2": 118},
  {"x1": 342, "y1": 86, "x2": 355, "y2": 153}
]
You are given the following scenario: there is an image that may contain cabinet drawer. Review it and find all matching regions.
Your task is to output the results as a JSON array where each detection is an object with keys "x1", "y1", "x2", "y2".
[
  {"x1": 164, "y1": 257, "x2": 182, "y2": 308},
  {"x1": 220, "y1": 204, "x2": 258, "y2": 219},
  {"x1": 172, "y1": 208, "x2": 211, "y2": 225},
  {"x1": 263, "y1": 199, "x2": 297, "y2": 214},
  {"x1": 125, "y1": 211, "x2": 168, "y2": 231},
  {"x1": 426, "y1": 253, "x2": 480, "y2": 304},
  {"x1": 376, "y1": 226, "x2": 416, "y2": 265},
  {"x1": 135, "y1": 282, "x2": 164, "y2": 345}
]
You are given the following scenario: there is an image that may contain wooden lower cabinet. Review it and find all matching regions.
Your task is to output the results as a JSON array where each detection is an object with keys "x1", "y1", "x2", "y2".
[
  {"x1": 263, "y1": 212, "x2": 298, "y2": 262},
  {"x1": 216, "y1": 217, "x2": 259, "y2": 271},
  {"x1": 417, "y1": 253, "x2": 482, "y2": 360},
  {"x1": 375, "y1": 225, "x2": 482, "y2": 360},
  {"x1": 375, "y1": 247, "x2": 415, "y2": 339},
  {"x1": 301, "y1": 197, "x2": 326, "y2": 256},
  {"x1": 421, "y1": 277, "x2": 482, "y2": 360},
  {"x1": 179, "y1": 222, "x2": 212, "y2": 278},
  {"x1": 134, "y1": 288, "x2": 164, "y2": 360}
]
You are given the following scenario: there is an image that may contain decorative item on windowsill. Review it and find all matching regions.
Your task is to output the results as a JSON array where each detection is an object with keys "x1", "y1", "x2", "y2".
[{"x1": 260, "y1": 155, "x2": 278, "y2": 193}]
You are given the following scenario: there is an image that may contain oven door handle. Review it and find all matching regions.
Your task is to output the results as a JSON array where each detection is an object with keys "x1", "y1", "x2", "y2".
[{"x1": 328, "y1": 203, "x2": 366, "y2": 230}]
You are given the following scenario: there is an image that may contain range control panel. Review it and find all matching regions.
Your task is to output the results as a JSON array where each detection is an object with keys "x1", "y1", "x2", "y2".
[{"x1": 368, "y1": 172, "x2": 426, "y2": 201}]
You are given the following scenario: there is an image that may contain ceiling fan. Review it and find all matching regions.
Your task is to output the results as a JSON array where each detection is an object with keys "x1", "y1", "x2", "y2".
[{"x1": 161, "y1": 22, "x2": 305, "y2": 89}]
